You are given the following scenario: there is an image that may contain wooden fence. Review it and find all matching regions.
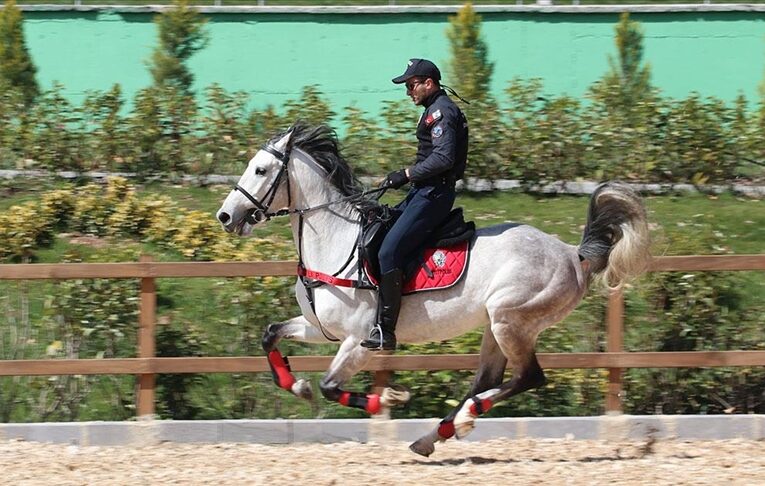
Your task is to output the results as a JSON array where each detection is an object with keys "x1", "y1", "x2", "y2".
[{"x1": 0, "y1": 254, "x2": 763, "y2": 416}]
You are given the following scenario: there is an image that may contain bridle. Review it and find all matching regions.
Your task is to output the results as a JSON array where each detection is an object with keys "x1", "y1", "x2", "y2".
[
  {"x1": 234, "y1": 144, "x2": 293, "y2": 224},
  {"x1": 235, "y1": 143, "x2": 386, "y2": 224}
]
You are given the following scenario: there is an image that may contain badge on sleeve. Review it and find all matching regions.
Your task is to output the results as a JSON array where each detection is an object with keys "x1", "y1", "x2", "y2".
[
  {"x1": 424, "y1": 109, "x2": 442, "y2": 126},
  {"x1": 432, "y1": 123, "x2": 444, "y2": 138}
]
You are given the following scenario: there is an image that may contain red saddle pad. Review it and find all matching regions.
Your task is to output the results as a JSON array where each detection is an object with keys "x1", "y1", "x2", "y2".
[{"x1": 402, "y1": 240, "x2": 470, "y2": 295}]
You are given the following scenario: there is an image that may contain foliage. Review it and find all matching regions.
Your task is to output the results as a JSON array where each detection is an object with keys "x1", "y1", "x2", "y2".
[
  {"x1": 124, "y1": 86, "x2": 197, "y2": 177},
  {"x1": 155, "y1": 320, "x2": 207, "y2": 419},
  {"x1": 585, "y1": 12, "x2": 664, "y2": 181},
  {"x1": 195, "y1": 84, "x2": 250, "y2": 177},
  {"x1": 148, "y1": 0, "x2": 209, "y2": 95},
  {"x1": 283, "y1": 85, "x2": 335, "y2": 128},
  {"x1": 81, "y1": 85, "x2": 126, "y2": 172},
  {"x1": 445, "y1": 2, "x2": 494, "y2": 102},
  {"x1": 0, "y1": 0, "x2": 38, "y2": 105},
  {"x1": 27, "y1": 83, "x2": 86, "y2": 172},
  {"x1": 599, "y1": 12, "x2": 653, "y2": 111},
  {"x1": 444, "y1": 3, "x2": 505, "y2": 185}
]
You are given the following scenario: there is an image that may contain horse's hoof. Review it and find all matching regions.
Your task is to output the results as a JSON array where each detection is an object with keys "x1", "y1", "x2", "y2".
[
  {"x1": 409, "y1": 438, "x2": 435, "y2": 457},
  {"x1": 291, "y1": 378, "x2": 313, "y2": 400},
  {"x1": 380, "y1": 385, "x2": 411, "y2": 408}
]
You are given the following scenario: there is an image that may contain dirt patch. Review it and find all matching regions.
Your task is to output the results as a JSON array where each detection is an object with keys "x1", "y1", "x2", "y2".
[
  {"x1": 61, "y1": 233, "x2": 110, "y2": 249},
  {"x1": 0, "y1": 438, "x2": 762, "y2": 485}
]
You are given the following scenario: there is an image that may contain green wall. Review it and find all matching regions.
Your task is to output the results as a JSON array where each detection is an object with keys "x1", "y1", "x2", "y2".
[{"x1": 21, "y1": 10, "x2": 765, "y2": 114}]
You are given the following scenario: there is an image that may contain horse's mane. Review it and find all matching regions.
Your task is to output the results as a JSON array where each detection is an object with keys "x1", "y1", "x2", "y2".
[{"x1": 270, "y1": 121, "x2": 376, "y2": 209}]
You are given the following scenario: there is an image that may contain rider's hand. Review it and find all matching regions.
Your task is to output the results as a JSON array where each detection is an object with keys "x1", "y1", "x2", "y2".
[{"x1": 383, "y1": 169, "x2": 409, "y2": 189}]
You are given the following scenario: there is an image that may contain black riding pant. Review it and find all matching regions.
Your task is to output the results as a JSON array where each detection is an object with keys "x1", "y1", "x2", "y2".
[{"x1": 378, "y1": 183, "x2": 455, "y2": 274}]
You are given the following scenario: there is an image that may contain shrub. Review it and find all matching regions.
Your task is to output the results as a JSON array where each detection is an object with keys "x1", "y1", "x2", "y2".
[{"x1": 0, "y1": 0, "x2": 38, "y2": 105}]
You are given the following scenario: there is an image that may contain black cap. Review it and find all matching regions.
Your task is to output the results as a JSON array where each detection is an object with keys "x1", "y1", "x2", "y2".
[{"x1": 392, "y1": 58, "x2": 441, "y2": 84}]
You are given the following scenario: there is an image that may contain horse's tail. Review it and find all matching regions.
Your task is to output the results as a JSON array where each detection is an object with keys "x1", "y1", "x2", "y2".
[{"x1": 578, "y1": 182, "x2": 651, "y2": 290}]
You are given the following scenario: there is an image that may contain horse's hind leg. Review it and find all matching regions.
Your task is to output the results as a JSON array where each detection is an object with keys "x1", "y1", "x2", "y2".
[
  {"x1": 451, "y1": 319, "x2": 546, "y2": 439},
  {"x1": 410, "y1": 327, "x2": 508, "y2": 457},
  {"x1": 261, "y1": 316, "x2": 336, "y2": 401}
]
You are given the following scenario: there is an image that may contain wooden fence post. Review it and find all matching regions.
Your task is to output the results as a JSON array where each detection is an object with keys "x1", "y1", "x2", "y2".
[
  {"x1": 137, "y1": 255, "x2": 156, "y2": 417},
  {"x1": 372, "y1": 351, "x2": 393, "y2": 396},
  {"x1": 605, "y1": 288, "x2": 624, "y2": 413}
]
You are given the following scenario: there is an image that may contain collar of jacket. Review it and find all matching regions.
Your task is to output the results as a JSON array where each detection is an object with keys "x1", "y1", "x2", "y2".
[{"x1": 422, "y1": 88, "x2": 446, "y2": 108}]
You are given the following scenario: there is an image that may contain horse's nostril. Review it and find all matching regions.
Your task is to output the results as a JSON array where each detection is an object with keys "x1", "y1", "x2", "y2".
[{"x1": 218, "y1": 212, "x2": 231, "y2": 225}]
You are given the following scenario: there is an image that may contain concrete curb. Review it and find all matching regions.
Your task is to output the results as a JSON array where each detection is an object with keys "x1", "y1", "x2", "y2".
[{"x1": 0, "y1": 415, "x2": 762, "y2": 446}]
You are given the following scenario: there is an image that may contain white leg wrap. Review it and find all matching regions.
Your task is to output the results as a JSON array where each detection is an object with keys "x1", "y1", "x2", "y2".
[
  {"x1": 291, "y1": 378, "x2": 313, "y2": 400},
  {"x1": 453, "y1": 388, "x2": 500, "y2": 440}
]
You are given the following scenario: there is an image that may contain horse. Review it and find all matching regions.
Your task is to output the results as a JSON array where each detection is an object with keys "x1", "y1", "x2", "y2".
[{"x1": 216, "y1": 122, "x2": 650, "y2": 457}]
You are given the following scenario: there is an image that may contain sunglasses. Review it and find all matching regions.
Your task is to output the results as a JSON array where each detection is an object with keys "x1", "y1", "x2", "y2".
[{"x1": 406, "y1": 79, "x2": 426, "y2": 91}]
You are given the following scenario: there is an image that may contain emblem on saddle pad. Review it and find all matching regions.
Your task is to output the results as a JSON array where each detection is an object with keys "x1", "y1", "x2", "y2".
[{"x1": 432, "y1": 250, "x2": 447, "y2": 268}]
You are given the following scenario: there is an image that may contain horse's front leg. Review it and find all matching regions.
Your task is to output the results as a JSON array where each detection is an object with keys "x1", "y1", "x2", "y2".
[
  {"x1": 261, "y1": 315, "x2": 335, "y2": 401},
  {"x1": 318, "y1": 337, "x2": 395, "y2": 415}
]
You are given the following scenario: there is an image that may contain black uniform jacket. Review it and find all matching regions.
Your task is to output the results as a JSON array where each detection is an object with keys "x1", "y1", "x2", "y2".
[{"x1": 408, "y1": 89, "x2": 469, "y2": 186}]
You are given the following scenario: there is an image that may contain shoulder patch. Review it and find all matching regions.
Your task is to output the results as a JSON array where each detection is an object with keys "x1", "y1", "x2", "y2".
[
  {"x1": 424, "y1": 109, "x2": 442, "y2": 127},
  {"x1": 431, "y1": 123, "x2": 444, "y2": 138}
]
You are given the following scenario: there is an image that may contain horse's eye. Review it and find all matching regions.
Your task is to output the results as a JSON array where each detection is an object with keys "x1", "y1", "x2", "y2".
[{"x1": 255, "y1": 167, "x2": 267, "y2": 176}]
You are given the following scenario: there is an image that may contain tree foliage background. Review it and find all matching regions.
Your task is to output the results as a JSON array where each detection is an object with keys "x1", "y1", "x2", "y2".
[{"x1": 0, "y1": 0, "x2": 38, "y2": 105}]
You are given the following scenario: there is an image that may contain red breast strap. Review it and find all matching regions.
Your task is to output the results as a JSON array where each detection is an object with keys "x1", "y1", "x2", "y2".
[{"x1": 297, "y1": 265, "x2": 358, "y2": 288}]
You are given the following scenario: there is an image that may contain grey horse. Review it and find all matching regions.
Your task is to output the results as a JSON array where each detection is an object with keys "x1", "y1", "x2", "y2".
[{"x1": 216, "y1": 123, "x2": 650, "y2": 456}]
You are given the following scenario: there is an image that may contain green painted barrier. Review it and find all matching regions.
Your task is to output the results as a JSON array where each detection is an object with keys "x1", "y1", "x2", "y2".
[{"x1": 20, "y1": 9, "x2": 765, "y2": 113}]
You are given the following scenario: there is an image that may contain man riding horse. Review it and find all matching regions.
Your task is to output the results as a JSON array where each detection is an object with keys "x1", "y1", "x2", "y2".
[{"x1": 361, "y1": 58, "x2": 469, "y2": 351}]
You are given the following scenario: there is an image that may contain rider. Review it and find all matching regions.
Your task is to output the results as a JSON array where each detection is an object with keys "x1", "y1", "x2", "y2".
[{"x1": 360, "y1": 58, "x2": 469, "y2": 351}]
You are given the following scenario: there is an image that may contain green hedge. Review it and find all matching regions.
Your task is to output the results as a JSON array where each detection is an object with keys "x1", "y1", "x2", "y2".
[{"x1": 1, "y1": 80, "x2": 763, "y2": 185}]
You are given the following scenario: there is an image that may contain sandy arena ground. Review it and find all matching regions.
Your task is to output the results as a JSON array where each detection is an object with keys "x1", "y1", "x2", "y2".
[{"x1": 1, "y1": 438, "x2": 763, "y2": 485}]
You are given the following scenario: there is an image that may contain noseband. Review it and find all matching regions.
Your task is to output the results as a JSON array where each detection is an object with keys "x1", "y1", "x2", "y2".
[{"x1": 234, "y1": 144, "x2": 292, "y2": 224}]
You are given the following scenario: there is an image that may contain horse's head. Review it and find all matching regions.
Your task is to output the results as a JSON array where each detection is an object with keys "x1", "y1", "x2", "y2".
[{"x1": 216, "y1": 129, "x2": 294, "y2": 235}]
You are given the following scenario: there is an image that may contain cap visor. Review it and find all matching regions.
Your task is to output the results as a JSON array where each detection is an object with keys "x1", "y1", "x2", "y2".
[{"x1": 391, "y1": 74, "x2": 412, "y2": 84}]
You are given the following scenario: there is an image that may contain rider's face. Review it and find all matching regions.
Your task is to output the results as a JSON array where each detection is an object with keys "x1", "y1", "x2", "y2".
[{"x1": 405, "y1": 77, "x2": 430, "y2": 106}]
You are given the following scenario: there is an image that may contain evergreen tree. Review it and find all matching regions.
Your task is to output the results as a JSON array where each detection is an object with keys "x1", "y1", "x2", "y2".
[
  {"x1": 445, "y1": 2, "x2": 493, "y2": 101},
  {"x1": 445, "y1": 2, "x2": 502, "y2": 183},
  {"x1": 147, "y1": 0, "x2": 208, "y2": 95},
  {"x1": 602, "y1": 12, "x2": 652, "y2": 108},
  {"x1": 0, "y1": 0, "x2": 39, "y2": 105}
]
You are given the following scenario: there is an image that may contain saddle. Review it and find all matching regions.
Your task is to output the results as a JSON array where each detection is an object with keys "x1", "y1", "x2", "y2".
[{"x1": 359, "y1": 205, "x2": 476, "y2": 294}]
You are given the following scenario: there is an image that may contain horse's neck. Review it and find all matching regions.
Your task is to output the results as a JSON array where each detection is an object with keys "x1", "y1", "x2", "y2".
[{"x1": 289, "y1": 151, "x2": 359, "y2": 273}]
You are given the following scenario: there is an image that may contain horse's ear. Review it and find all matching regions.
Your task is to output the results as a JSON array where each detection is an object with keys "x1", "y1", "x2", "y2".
[{"x1": 272, "y1": 126, "x2": 295, "y2": 154}]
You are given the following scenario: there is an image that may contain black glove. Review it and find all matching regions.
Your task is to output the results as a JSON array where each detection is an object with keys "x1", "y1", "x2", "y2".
[{"x1": 383, "y1": 169, "x2": 409, "y2": 189}]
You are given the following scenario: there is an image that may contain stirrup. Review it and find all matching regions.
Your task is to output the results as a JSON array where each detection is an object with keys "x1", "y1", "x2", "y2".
[{"x1": 360, "y1": 324, "x2": 396, "y2": 351}]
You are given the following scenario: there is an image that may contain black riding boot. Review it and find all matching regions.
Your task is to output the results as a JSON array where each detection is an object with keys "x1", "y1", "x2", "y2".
[{"x1": 360, "y1": 268, "x2": 403, "y2": 351}]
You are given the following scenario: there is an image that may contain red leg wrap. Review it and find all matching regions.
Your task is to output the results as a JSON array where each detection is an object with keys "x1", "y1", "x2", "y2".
[
  {"x1": 469, "y1": 398, "x2": 493, "y2": 416},
  {"x1": 337, "y1": 391, "x2": 381, "y2": 415},
  {"x1": 267, "y1": 349, "x2": 296, "y2": 391},
  {"x1": 365, "y1": 394, "x2": 381, "y2": 415},
  {"x1": 438, "y1": 420, "x2": 455, "y2": 439}
]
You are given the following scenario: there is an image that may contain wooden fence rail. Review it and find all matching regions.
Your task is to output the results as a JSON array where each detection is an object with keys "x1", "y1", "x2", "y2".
[{"x1": 0, "y1": 254, "x2": 763, "y2": 416}]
